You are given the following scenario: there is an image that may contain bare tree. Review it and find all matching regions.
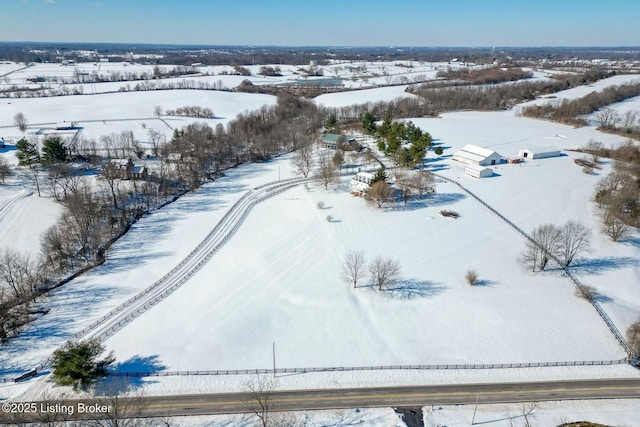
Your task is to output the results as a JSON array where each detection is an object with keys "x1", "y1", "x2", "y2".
[
  {"x1": 520, "y1": 402, "x2": 538, "y2": 427},
  {"x1": 342, "y1": 250, "x2": 367, "y2": 288},
  {"x1": 595, "y1": 108, "x2": 620, "y2": 128},
  {"x1": 365, "y1": 181, "x2": 393, "y2": 208},
  {"x1": 147, "y1": 129, "x2": 165, "y2": 157},
  {"x1": 369, "y1": 256, "x2": 401, "y2": 291},
  {"x1": 395, "y1": 172, "x2": 413, "y2": 204},
  {"x1": 601, "y1": 206, "x2": 629, "y2": 242},
  {"x1": 559, "y1": 221, "x2": 591, "y2": 267},
  {"x1": 583, "y1": 139, "x2": 604, "y2": 163},
  {"x1": 0, "y1": 157, "x2": 10, "y2": 183},
  {"x1": 410, "y1": 170, "x2": 435, "y2": 198},
  {"x1": 626, "y1": 319, "x2": 640, "y2": 361},
  {"x1": 291, "y1": 144, "x2": 313, "y2": 178},
  {"x1": 14, "y1": 112, "x2": 28, "y2": 132},
  {"x1": 87, "y1": 378, "x2": 151, "y2": 427},
  {"x1": 521, "y1": 224, "x2": 562, "y2": 272},
  {"x1": 316, "y1": 151, "x2": 337, "y2": 189},
  {"x1": 243, "y1": 376, "x2": 277, "y2": 427}
]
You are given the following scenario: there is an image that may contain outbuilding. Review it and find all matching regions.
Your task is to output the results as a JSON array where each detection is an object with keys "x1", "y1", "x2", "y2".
[
  {"x1": 453, "y1": 144, "x2": 502, "y2": 166},
  {"x1": 464, "y1": 164, "x2": 493, "y2": 178},
  {"x1": 518, "y1": 146, "x2": 561, "y2": 160}
]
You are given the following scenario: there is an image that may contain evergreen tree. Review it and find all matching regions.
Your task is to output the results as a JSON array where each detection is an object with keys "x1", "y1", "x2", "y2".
[
  {"x1": 360, "y1": 111, "x2": 377, "y2": 135},
  {"x1": 372, "y1": 167, "x2": 387, "y2": 183},
  {"x1": 15, "y1": 138, "x2": 39, "y2": 166},
  {"x1": 52, "y1": 339, "x2": 115, "y2": 391},
  {"x1": 325, "y1": 114, "x2": 338, "y2": 131},
  {"x1": 434, "y1": 146, "x2": 444, "y2": 156},
  {"x1": 41, "y1": 136, "x2": 67, "y2": 165}
]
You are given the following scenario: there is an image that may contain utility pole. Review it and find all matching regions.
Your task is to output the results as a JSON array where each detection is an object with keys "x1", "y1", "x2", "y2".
[{"x1": 272, "y1": 342, "x2": 276, "y2": 378}]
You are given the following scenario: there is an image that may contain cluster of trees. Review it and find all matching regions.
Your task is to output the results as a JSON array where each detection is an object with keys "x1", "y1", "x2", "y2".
[
  {"x1": 1, "y1": 94, "x2": 325, "y2": 342},
  {"x1": 366, "y1": 116, "x2": 433, "y2": 167},
  {"x1": 521, "y1": 221, "x2": 591, "y2": 271},
  {"x1": 258, "y1": 66, "x2": 282, "y2": 76},
  {"x1": 391, "y1": 169, "x2": 436, "y2": 204},
  {"x1": 520, "y1": 81, "x2": 640, "y2": 126},
  {"x1": 435, "y1": 66, "x2": 533, "y2": 84},
  {"x1": 164, "y1": 105, "x2": 215, "y2": 118},
  {"x1": 342, "y1": 250, "x2": 402, "y2": 291},
  {"x1": 0, "y1": 250, "x2": 43, "y2": 342},
  {"x1": 593, "y1": 108, "x2": 640, "y2": 140},
  {"x1": 593, "y1": 148, "x2": 640, "y2": 241},
  {"x1": 409, "y1": 70, "x2": 615, "y2": 113}
]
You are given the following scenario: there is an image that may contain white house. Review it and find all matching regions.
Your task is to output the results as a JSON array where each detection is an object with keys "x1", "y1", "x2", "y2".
[
  {"x1": 464, "y1": 164, "x2": 493, "y2": 178},
  {"x1": 349, "y1": 171, "x2": 375, "y2": 196},
  {"x1": 518, "y1": 146, "x2": 561, "y2": 160},
  {"x1": 453, "y1": 144, "x2": 502, "y2": 166}
]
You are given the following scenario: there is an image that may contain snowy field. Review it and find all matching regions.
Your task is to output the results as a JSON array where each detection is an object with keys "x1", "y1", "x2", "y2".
[
  {"x1": 1, "y1": 62, "x2": 639, "y2": 427},
  {"x1": 315, "y1": 85, "x2": 417, "y2": 108},
  {"x1": 0, "y1": 89, "x2": 277, "y2": 142}
]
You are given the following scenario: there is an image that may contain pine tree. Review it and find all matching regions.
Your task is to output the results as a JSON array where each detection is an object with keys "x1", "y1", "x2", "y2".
[{"x1": 15, "y1": 138, "x2": 39, "y2": 166}]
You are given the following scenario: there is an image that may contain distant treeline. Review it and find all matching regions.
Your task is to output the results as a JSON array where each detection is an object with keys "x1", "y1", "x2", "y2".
[
  {"x1": 2, "y1": 43, "x2": 640, "y2": 66},
  {"x1": 520, "y1": 80, "x2": 640, "y2": 126},
  {"x1": 435, "y1": 66, "x2": 533, "y2": 85}
]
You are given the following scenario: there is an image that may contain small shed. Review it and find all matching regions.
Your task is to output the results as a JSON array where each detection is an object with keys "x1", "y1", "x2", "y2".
[
  {"x1": 464, "y1": 164, "x2": 493, "y2": 178},
  {"x1": 519, "y1": 146, "x2": 561, "y2": 160}
]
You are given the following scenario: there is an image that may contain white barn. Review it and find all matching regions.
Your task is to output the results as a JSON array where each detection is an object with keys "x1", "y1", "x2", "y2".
[
  {"x1": 453, "y1": 144, "x2": 502, "y2": 166},
  {"x1": 464, "y1": 164, "x2": 493, "y2": 178},
  {"x1": 518, "y1": 146, "x2": 561, "y2": 160}
]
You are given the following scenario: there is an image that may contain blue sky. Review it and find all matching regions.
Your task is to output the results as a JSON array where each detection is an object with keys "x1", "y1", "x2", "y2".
[{"x1": 2, "y1": 0, "x2": 639, "y2": 46}]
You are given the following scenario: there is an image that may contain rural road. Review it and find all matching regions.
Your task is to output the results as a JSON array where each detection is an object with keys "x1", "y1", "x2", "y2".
[{"x1": 3, "y1": 379, "x2": 640, "y2": 422}]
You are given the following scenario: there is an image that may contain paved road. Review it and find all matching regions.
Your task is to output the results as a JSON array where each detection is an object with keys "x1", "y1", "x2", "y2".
[{"x1": 3, "y1": 379, "x2": 639, "y2": 422}]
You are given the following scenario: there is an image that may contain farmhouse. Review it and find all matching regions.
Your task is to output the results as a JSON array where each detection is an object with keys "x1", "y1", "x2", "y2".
[
  {"x1": 320, "y1": 133, "x2": 342, "y2": 149},
  {"x1": 453, "y1": 144, "x2": 502, "y2": 166},
  {"x1": 518, "y1": 146, "x2": 561, "y2": 160},
  {"x1": 464, "y1": 164, "x2": 493, "y2": 178},
  {"x1": 349, "y1": 171, "x2": 375, "y2": 196}
]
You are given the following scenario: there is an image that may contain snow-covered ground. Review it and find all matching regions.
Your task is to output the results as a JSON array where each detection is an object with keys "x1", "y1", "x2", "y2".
[
  {"x1": 1, "y1": 62, "x2": 639, "y2": 427},
  {"x1": 425, "y1": 399, "x2": 640, "y2": 427},
  {"x1": 0, "y1": 89, "x2": 277, "y2": 142},
  {"x1": 315, "y1": 85, "x2": 417, "y2": 108}
]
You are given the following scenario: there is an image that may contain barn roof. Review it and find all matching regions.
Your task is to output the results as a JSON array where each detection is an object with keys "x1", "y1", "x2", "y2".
[
  {"x1": 520, "y1": 146, "x2": 561, "y2": 154},
  {"x1": 454, "y1": 144, "x2": 500, "y2": 162}
]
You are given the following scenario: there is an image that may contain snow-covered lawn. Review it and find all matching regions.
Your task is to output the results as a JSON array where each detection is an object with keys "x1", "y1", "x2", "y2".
[{"x1": 425, "y1": 399, "x2": 640, "y2": 427}]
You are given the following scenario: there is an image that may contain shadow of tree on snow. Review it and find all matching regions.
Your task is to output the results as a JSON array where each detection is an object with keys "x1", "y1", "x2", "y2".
[
  {"x1": 96, "y1": 355, "x2": 166, "y2": 395},
  {"x1": 567, "y1": 256, "x2": 640, "y2": 276},
  {"x1": 382, "y1": 279, "x2": 447, "y2": 300}
]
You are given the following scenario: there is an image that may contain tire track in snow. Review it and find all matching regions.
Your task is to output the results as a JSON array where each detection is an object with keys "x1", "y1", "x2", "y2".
[{"x1": 0, "y1": 190, "x2": 30, "y2": 223}]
